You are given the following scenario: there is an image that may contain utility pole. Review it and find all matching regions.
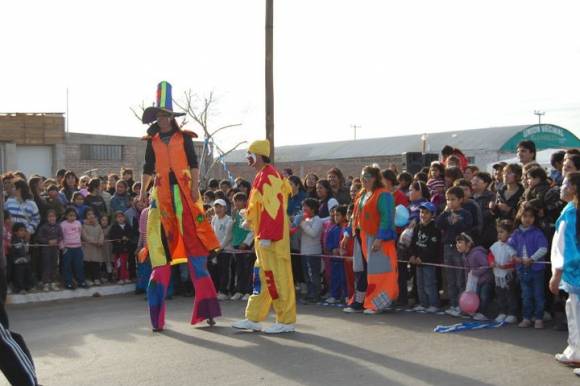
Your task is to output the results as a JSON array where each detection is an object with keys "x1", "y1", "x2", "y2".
[
  {"x1": 351, "y1": 124, "x2": 361, "y2": 140},
  {"x1": 265, "y1": 0, "x2": 275, "y2": 162},
  {"x1": 534, "y1": 110, "x2": 545, "y2": 126}
]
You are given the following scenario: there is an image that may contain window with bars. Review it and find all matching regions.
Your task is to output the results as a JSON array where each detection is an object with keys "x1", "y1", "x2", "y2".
[{"x1": 80, "y1": 144, "x2": 124, "y2": 161}]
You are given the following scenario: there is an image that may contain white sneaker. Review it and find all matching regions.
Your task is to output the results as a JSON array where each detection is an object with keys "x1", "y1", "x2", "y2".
[
  {"x1": 363, "y1": 308, "x2": 385, "y2": 315},
  {"x1": 86, "y1": 280, "x2": 94, "y2": 286},
  {"x1": 504, "y1": 315, "x2": 518, "y2": 324},
  {"x1": 94, "y1": 279, "x2": 101, "y2": 286},
  {"x1": 51, "y1": 282, "x2": 60, "y2": 291},
  {"x1": 232, "y1": 319, "x2": 262, "y2": 331},
  {"x1": 413, "y1": 305, "x2": 427, "y2": 312},
  {"x1": 555, "y1": 353, "x2": 580, "y2": 366},
  {"x1": 325, "y1": 297, "x2": 337, "y2": 304},
  {"x1": 241, "y1": 294, "x2": 251, "y2": 301},
  {"x1": 445, "y1": 307, "x2": 461, "y2": 317},
  {"x1": 573, "y1": 368, "x2": 580, "y2": 376},
  {"x1": 426, "y1": 306, "x2": 440, "y2": 313},
  {"x1": 495, "y1": 314, "x2": 507, "y2": 323},
  {"x1": 263, "y1": 323, "x2": 295, "y2": 334},
  {"x1": 473, "y1": 313, "x2": 488, "y2": 321},
  {"x1": 230, "y1": 292, "x2": 243, "y2": 301},
  {"x1": 217, "y1": 292, "x2": 229, "y2": 301},
  {"x1": 43, "y1": 283, "x2": 50, "y2": 292}
]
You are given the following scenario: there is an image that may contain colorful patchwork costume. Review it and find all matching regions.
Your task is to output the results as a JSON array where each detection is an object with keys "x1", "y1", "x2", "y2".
[
  {"x1": 349, "y1": 187, "x2": 399, "y2": 311},
  {"x1": 234, "y1": 140, "x2": 296, "y2": 332},
  {"x1": 141, "y1": 81, "x2": 221, "y2": 331}
]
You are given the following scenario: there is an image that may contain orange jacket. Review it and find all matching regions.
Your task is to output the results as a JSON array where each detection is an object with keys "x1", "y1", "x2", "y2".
[{"x1": 151, "y1": 130, "x2": 220, "y2": 253}]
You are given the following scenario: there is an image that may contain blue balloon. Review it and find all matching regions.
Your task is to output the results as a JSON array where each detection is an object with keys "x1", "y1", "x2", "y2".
[{"x1": 395, "y1": 204, "x2": 410, "y2": 227}]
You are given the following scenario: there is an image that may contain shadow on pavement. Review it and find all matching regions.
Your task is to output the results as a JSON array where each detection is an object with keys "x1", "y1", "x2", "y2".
[{"x1": 163, "y1": 326, "x2": 493, "y2": 386}]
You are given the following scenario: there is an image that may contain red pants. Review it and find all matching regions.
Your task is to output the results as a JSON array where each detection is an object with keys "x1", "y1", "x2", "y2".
[{"x1": 115, "y1": 253, "x2": 129, "y2": 281}]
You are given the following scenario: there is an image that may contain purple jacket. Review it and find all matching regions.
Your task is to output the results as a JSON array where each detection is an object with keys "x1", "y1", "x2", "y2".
[
  {"x1": 464, "y1": 246, "x2": 493, "y2": 284},
  {"x1": 508, "y1": 225, "x2": 548, "y2": 272}
]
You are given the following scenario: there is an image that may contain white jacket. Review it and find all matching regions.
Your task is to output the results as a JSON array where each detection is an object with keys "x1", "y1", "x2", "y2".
[{"x1": 211, "y1": 215, "x2": 234, "y2": 250}]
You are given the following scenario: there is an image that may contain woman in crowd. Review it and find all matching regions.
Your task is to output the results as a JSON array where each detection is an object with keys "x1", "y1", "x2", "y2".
[{"x1": 342, "y1": 165, "x2": 399, "y2": 314}]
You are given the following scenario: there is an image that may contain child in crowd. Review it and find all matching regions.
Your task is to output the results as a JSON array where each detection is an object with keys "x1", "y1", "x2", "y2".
[
  {"x1": 230, "y1": 193, "x2": 254, "y2": 301},
  {"x1": 456, "y1": 233, "x2": 493, "y2": 320},
  {"x1": 397, "y1": 172, "x2": 413, "y2": 198},
  {"x1": 70, "y1": 192, "x2": 88, "y2": 223},
  {"x1": 109, "y1": 211, "x2": 133, "y2": 284},
  {"x1": 436, "y1": 186, "x2": 474, "y2": 317},
  {"x1": 82, "y1": 209, "x2": 105, "y2": 286},
  {"x1": 454, "y1": 179, "x2": 483, "y2": 242},
  {"x1": 110, "y1": 180, "x2": 131, "y2": 214},
  {"x1": 100, "y1": 177, "x2": 113, "y2": 212},
  {"x1": 203, "y1": 190, "x2": 216, "y2": 206},
  {"x1": 100, "y1": 215, "x2": 113, "y2": 282},
  {"x1": 36, "y1": 209, "x2": 63, "y2": 291},
  {"x1": 488, "y1": 220, "x2": 518, "y2": 324},
  {"x1": 45, "y1": 185, "x2": 64, "y2": 221},
  {"x1": 509, "y1": 203, "x2": 549, "y2": 329},
  {"x1": 463, "y1": 165, "x2": 479, "y2": 182},
  {"x1": 444, "y1": 167, "x2": 464, "y2": 188},
  {"x1": 521, "y1": 167, "x2": 550, "y2": 209},
  {"x1": 210, "y1": 199, "x2": 233, "y2": 300},
  {"x1": 300, "y1": 198, "x2": 324, "y2": 303},
  {"x1": 427, "y1": 162, "x2": 445, "y2": 202},
  {"x1": 409, "y1": 202, "x2": 441, "y2": 312},
  {"x1": 131, "y1": 182, "x2": 142, "y2": 199},
  {"x1": 325, "y1": 205, "x2": 349, "y2": 304},
  {"x1": 10, "y1": 223, "x2": 32, "y2": 294},
  {"x1": 84, "y1": 178, "x2": 108, "y2": 219},
  {"x1": 408, "y1": 181, "x2": 430, "y2": 226},
  {"x1": 60, "y1": 208, "x2": 88, "y2": 290}
]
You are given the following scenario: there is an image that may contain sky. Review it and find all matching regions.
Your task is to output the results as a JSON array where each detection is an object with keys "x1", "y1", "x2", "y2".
[{"x1": 2, "y1": 0, "x2": 580, "y2": 154}]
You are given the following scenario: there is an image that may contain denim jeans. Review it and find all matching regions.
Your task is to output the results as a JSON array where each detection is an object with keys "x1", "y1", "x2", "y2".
[
  {"x1": 476, "y1": 281, "x2": 493, "y2": 315},
  {"x1": 62, "y1": 247, "x2": 85, "y2": 287},
  {"x1": 301, "y1": 254, "x2": 321, "y2": 299},
  {"x1": 518, "y1": 268, "x2": 545, "y2": 320},
  {"x1": 444, "y1": 244, "x2": 465, "y2": 307},
  {"x1": 416, "y1": 265, "x2": 440, "y2": 308},
  {"x1": 330, "y1": 258, "x2": 347, "y2": 300}
]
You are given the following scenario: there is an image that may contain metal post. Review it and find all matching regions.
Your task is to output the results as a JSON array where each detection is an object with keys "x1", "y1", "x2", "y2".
[{"x1": 265, "y1": 0, "x2": 275, "y2": 162}]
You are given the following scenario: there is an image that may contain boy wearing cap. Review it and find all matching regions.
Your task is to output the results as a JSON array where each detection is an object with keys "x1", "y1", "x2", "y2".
[
  {"x1": 409, "y1": 202, "x2": 441, "y2": 312},
  {"x1": 211, "y1": 199, "x2": 234, "y2": 300}
]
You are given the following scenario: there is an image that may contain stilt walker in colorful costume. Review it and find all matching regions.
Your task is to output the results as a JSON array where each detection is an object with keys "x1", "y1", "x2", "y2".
[
  {"x1": 342, "y1": 165, "x2": 399, "y2": 314},
  {"x1": 232, "y1": 140, "x2": 297, "y2": 334},
  {"x1": 139, "y1": 81, "x2": 221, "y2": 331}
]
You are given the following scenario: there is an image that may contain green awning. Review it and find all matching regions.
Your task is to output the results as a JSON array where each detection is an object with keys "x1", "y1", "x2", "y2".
[{"x1": 500, "y1": 124, "x2": 580, "y2": 152}]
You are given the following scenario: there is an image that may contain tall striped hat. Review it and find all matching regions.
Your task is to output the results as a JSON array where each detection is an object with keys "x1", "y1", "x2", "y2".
[{"x1": 141, "y1": 81, "x2": 185, "y2": 124}]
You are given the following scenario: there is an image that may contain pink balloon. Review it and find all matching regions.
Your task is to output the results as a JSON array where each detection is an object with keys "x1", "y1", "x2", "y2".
[{"x1": 459, "y1": 291, "x2": 480, "y2": 314}]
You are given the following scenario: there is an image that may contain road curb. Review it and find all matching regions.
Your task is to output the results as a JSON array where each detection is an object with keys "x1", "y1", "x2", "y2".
[{"x1": 6, "y1": 284, "x2": 135, "y2": 305}]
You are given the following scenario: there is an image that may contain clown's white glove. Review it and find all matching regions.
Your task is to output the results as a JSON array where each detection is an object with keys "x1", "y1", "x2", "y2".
[{"x1": 259, "y1": 239, "x2": 272, "y2": 247}]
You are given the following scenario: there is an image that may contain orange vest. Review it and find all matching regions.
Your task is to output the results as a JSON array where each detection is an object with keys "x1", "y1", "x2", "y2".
[
  {"x1": 151, "y1": 131, "x2": 220, "y2": 253},
  {"x1": 354, "y1": 187, "x2": 390, "y2": 236}
]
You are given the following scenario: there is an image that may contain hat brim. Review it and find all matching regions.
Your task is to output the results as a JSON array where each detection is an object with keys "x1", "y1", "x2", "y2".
[{"x1": 142, "y1": 107, "x2": 186, "y2": 124}]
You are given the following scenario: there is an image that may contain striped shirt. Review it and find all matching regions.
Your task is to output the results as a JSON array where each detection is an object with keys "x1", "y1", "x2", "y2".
[{"x1": 4, "y1": 198, "x2": 40, "y2": 234}]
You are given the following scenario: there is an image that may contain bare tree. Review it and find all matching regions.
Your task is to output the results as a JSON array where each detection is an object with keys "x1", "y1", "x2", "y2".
[
  {"x1": 173, "y1": 90, "x2": 245, "y2": 186},
  {"x1": 131, "y1": 90, "x2": 245, "y2": 187}
]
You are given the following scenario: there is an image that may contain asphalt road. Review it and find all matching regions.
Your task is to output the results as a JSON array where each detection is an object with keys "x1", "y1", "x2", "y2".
[{"x1": 1, "y1": 294, "x2": 576, "y2": 386}]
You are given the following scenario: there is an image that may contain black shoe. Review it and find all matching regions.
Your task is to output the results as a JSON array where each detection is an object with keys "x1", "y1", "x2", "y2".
[
  {"x1": 135, "y1": 289, "x2": 145, "y2": 295},
  {"x1": 79, "y1": 282, "x2": 89, "y2": 289},
  {"x1": 65, "y1": 284, "x2": 74, "y2": 290}
]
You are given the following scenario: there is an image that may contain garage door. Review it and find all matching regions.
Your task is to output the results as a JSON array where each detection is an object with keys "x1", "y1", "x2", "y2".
[{"x1": 16, "y1": 146, "x2": 53, "y2": 178}]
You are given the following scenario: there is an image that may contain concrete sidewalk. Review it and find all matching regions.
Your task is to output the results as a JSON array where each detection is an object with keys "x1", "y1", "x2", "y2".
[{"x1": 6, "y1": 283, "x2": 135, "y2": 305}]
